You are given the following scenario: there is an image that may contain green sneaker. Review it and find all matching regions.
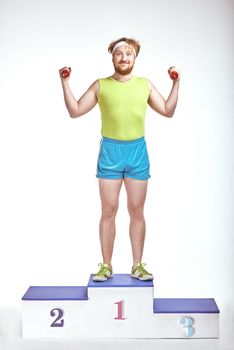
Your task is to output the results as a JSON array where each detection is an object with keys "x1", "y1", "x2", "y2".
[
  {"x1": 131, "y1": 262, "x2": 154, "y2": 281},
  {"x1": 92, "y1": 263, "x2": 113, "y2": 282}
]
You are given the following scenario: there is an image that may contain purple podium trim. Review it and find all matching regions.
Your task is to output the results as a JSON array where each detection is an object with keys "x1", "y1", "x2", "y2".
[
  {"x1": 22, "y1": 286, "x2": 88, "y2": 301},
  {"x1": 88, "y1": 274, "x2": 153, "y2": 288},
  {"x1": 153, "y1": 298, "x2": 220, "y2": 313}
]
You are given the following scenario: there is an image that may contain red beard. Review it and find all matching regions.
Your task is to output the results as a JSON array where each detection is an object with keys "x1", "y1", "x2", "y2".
[{"x1": 113, "y1": 61, "x2": 134, "y2": 75}]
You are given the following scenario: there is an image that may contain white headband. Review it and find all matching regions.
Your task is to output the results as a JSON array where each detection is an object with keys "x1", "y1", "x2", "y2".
[{"x1": 112, "y1": 41, "x2": 136, "y2": 57}]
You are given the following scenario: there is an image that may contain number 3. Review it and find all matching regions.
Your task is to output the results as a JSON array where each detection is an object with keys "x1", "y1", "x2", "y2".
[{"x1": 179, "y1": 316, "x2": 194, "y2": 337}]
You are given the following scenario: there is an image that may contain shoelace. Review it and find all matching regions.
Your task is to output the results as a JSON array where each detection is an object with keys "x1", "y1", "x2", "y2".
[
  {"x1": 135, "y1": 263, "x2": 149, "y2": 276},
  {"x1": 96, "y1": 263, "x2": 110, "y2": 276}
]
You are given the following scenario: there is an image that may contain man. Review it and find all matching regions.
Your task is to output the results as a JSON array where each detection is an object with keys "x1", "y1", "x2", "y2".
[{"x1": 59, "y1": 37, "x2": 180, "y2": 282}]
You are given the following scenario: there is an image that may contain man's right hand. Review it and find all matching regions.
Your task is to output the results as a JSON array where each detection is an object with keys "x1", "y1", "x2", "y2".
[
  {"x1": 168, "y1": 66, "x2": 180, "y2": 81},
  {"x1": 59, "y1": 67, "x2": 71, "y2": 80}
]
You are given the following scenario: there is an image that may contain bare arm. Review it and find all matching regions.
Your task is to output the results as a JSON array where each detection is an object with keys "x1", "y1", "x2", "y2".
[
  {"x1": 59, "y1": 67, "x2": 99, "y2": 118},
  {"x1": 148, "y1": 68, "x2": 180, "y2": 118}
]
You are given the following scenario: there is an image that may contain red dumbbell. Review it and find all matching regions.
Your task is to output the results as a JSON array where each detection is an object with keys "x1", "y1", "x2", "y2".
[
  {"x1": 170, "y1": 70, "x2": 179, "y2": 80},
  {"x1": 168, "y1": 67, "x2": 179, "y2": 80},
  {"x1": 62, "y1": 67, "x2": 71, "y2": 78}
]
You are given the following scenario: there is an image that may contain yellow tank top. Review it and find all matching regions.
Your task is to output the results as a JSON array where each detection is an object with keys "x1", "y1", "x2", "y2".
[{"x1": 97, "y1": 76, "x2": 150, "y2": 140}]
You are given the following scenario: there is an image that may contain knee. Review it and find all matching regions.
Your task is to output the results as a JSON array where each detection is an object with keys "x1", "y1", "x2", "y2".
[
  {"x1": 128, "y1": 205, "x2": 145, "y2": 221},
  {"x1": 101, "y1": 204, "x2": 118, "y2": 220}
]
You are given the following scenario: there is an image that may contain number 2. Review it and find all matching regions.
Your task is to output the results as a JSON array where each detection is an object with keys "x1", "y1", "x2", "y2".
[{"x1": 50, "y1": 308, "x2": 64, "y2": 327}]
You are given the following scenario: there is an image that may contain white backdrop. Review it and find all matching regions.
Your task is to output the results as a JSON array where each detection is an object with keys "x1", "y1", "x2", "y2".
[{"x1": 0, "y1": 0, "x2": 233, "y2": 349}]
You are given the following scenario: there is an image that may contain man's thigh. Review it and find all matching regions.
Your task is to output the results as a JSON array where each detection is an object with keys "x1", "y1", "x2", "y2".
[
  {"x1": 99, "y1": 178, "x2": 123, "y2": 209},
  {"x1": 124, "y1": 178, "x2": 148, "y2": 208}
]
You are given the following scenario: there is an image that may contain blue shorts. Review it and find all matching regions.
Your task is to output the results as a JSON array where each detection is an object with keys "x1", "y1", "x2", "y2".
[{"x1": 96, "y1": 137, "x2": 150, "y2": 180}]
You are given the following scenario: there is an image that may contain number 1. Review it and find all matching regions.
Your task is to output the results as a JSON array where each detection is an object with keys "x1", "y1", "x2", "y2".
[{"x1": 114, "y1": 300, "x2": 126, "y2": 320}]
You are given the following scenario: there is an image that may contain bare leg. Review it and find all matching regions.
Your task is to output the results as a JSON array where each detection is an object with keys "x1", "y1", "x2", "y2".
[
  {"x1": 99, "y1": 178, "x2": 123, "y2": 266},
  {"x1": 124, "y1": 178, "x2": 148, "y2": 268}
]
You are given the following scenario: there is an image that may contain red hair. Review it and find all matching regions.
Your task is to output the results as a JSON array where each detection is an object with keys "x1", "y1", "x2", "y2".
[{"x1": 108, "y1": 37, "x2": 141, "y2": 57}]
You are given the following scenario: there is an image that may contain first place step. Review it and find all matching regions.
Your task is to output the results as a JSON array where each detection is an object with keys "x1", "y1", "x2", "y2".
[{"x1": 22, "y1": 274, "x2": 219, "y2": 338}]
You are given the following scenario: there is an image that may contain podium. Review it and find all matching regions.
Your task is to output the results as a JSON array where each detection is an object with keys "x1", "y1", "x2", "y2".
[{"x1": 22, "y1": 274, "x2": 219, "y2": 338}]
